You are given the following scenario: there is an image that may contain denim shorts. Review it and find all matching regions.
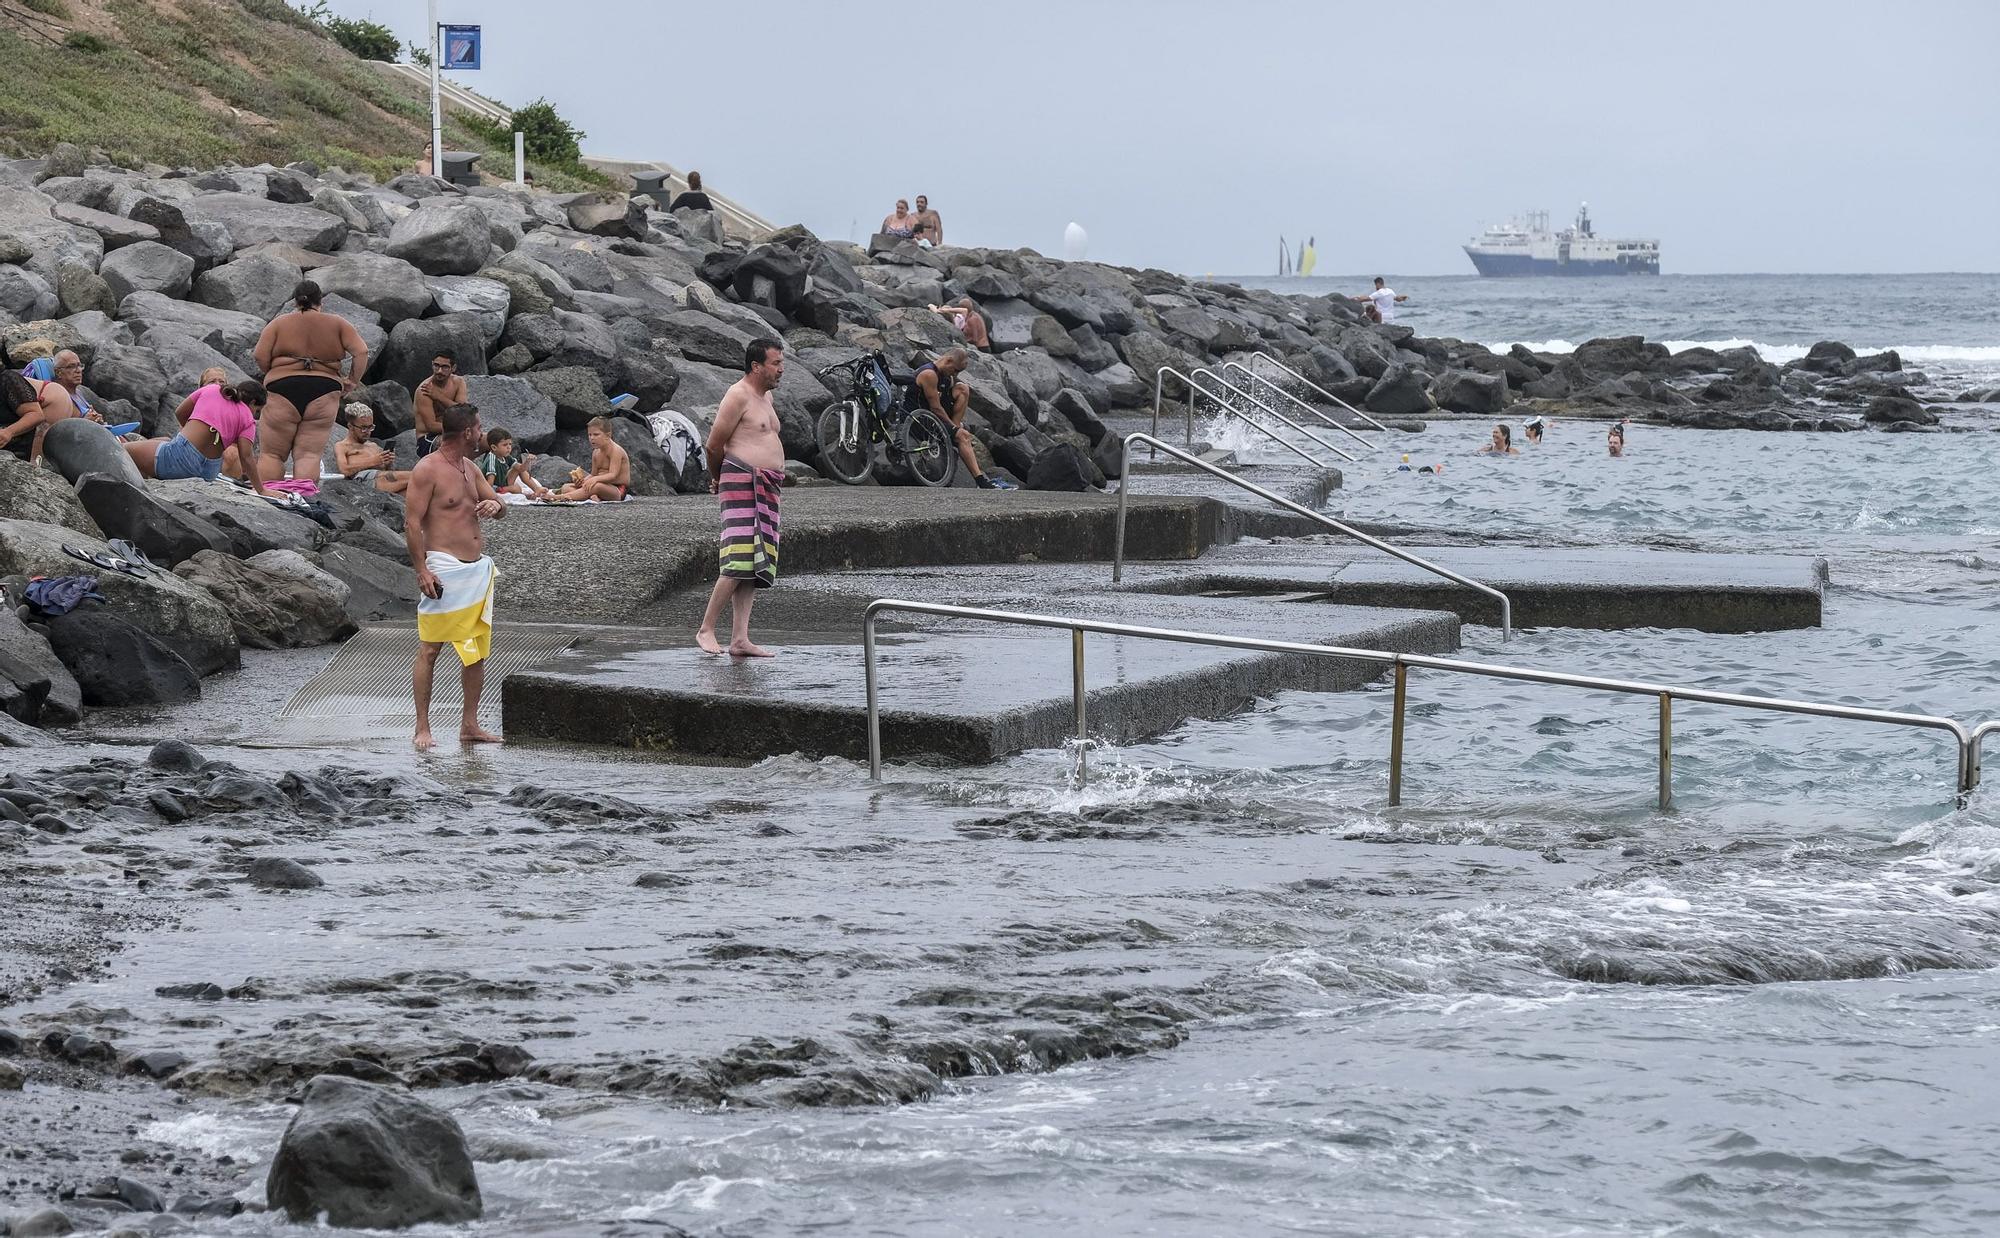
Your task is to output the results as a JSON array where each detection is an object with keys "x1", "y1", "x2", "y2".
[{"x1": 154, "y1": 433, "x2": 223, "y2": 482}]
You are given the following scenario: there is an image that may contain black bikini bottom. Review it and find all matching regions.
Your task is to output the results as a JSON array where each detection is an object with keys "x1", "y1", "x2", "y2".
[{"x1": 266, "y1": 374, "x2": 342, "y2": 411}]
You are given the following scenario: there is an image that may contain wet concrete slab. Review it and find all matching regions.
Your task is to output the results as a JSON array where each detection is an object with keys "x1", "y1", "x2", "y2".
[
  {"x1": 502, "y1": 596, "x2": 1460, "y2": 764},
  {"x1": 1152, "y1": 544, "x2": 1827, "y2": 632}
]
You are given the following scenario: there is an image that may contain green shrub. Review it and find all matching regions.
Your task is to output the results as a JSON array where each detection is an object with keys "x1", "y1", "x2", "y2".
[
  {"x1": 243, "y1": 0, "x2": 320, "y2": 31},
  {"x1": 63, "y1": 31, "x2": 108, "y2": 53},
  {"x1": 21, "y1": 0, "x2": 70, "y2": 16},
  {"x1": 511, "y1": 97, "x2": 583, "y2": 165},
  {"x1": 407, "y1": 41, "x2": 429, "y2": 67},
  {"x1": 320, "y1": 14, "x2": 398, "y2": 61}
]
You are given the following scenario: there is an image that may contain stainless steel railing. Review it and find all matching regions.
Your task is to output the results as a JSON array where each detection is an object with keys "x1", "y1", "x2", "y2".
[
  {"x1": 1149, "y1": 365, "x2": 1339, "y2": 466},
  {"x1": 1190, "y1": 367, "x2": 1358, "y2": 463},
  {"x1": 1114, "y1": 432, "x2": 1513, "y2": 640},
  {"x1": 1249, "y1": 351, "x2": 1391, "y2": 432},
  {"x1": 1222, "y1": 360, "x2": 1378, "y2": 453},
  {"x1": 860, "y1": 600, "x2": 1986, "y2": 805}
]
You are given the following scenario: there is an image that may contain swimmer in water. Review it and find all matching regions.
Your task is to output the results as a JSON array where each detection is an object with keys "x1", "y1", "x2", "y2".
[
  {"x1": 1476, "y1": 423, "x2": 1520, "y2": 456},
  {"x1": 1524, "y1": 416, "x2": 1545, "y2": 445},
  {"x1": 1607, "y1": 423, "x2": 1626, "y2": 457},
  {"x1": 1396, "y1": 453, "x2": 1444, "y2": 475}
]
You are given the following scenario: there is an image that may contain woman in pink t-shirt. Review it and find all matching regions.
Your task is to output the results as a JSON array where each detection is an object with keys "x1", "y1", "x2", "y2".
[{"x1": 126, "y1": 381, "x2": 272, "y2": 495}]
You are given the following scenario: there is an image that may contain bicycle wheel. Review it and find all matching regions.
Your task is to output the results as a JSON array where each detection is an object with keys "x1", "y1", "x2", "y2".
[
  {"x1": 814, "y1": 402, "x2": 873, "y2": 485},
  {"x1": 900, "y1": 410, "x2": 959, "y2": 488}
]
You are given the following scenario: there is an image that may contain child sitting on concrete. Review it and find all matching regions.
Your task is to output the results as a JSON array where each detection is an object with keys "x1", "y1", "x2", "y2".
[
  {"x1": 475, "y1": 428, "x2": 552, "y2": 499},
  {"x1": 547, "y1": 417, "x2": 632, "y2": 502}
]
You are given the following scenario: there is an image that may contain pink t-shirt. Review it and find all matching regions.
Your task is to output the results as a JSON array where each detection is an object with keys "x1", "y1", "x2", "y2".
[{"x1": 188, "y1": 384, "x2": 258, "y2": 450}]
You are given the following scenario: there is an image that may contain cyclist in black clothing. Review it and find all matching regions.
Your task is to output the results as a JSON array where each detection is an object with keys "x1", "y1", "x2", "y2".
[{"x1": 908, "y1": 349, "x2": 1013, "y2": 489}]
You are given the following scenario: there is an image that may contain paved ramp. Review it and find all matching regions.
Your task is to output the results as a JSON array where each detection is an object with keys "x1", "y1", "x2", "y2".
[{"x1": 284, "y1": 623, "x2": 586, "y2": 725}]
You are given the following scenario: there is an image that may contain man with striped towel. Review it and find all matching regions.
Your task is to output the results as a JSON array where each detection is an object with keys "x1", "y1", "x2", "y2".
[
  {"x1": 405, "y1": 401, "x2": 505, "y2": 749},
  {"x1": 695, "y1": 338, "x2": 786, "y2": 658}
]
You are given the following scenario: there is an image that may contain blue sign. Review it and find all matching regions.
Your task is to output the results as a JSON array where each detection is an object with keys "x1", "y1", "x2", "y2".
[{"x1": 440, "y1": 24, "x2": 480, "y2": 70}]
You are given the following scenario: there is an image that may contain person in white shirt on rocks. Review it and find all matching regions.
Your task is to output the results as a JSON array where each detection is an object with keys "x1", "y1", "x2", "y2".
[{"x1": 1354, "y1": 276, "x2": 1408, "y2": 323}]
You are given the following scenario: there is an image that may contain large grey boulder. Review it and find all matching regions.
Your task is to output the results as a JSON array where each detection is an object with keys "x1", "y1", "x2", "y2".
[
  {"x1": 1431, "y1": 368, "x2": 1510, "y2": 414},
  {"x1": 51, "y1": 201, "x2": 159, "y2": 250},
  {"x1": 491, "y1": 250, "x2": 577, "y2": 311},
  {"x1": 0, "y1": 518, "x2": 239, "y2": 676},
  {"x1": 542, "y1": 309, "x2": 623, "y2": 388},
  {"x1": 99, "y1": 240, "x2": 195, "y2": 301},
  {"x1": 0, "y1": 450, "x2": 100, "y2": 534},
  {"x1": 46, "y1": 607, "x2": 202, "y2": 706},
  {"x1": 565, "y1": 192, "x2": 646, "y2": 240},
  {"x1": 175, "y1": 550, "x2": 355, "y2": 649},
  {"x1": 266, "y1": 1075, "x2": 482, "y2": 1229},
  {"x1": 385, "y1": 200, "x2": 492, "y2": 276},
  {"x1": 153, "y1": 479, "x2": 327, "y2": 560},
  {"x1": 54, "y1": 260, "x2": 117, "y2": 317},
  {"x1": 978, "y1": 298, "x2": 1046, "y2": 353},
  {"x1": 0, "y1": 266, "x2": 58, "y2": 322},
  {"x1": 0, "y1": 604, "x2": 81, "y2": 726},
  {"x1": 521, "y1": 239, "x2": 615, "y2": 294},
  {"x1": 1863, "y1": 395, "x2": 1936, "y2": 426},
  {"x1": 74, "y1": 474, "x2": 232, "y2": 566},
  {"x1": 463, "y1": 375, "x2": 557, "y2": 454},
  {"x1": 380, "y1": 312, "x2": 489, "y2": 390},
  {"x1": 1364, "y1": 364, "x2": 1435, "y2": 416},
  {"x1": 81, "y1": 341, "x2": 173, "y2": 423},
  {"x1": 425, "y1": 275, "x2": 510, "y2": 346},
  {"x1": 180, "y1": 193, "x2": 347, "y2": 253},
  {"x1": 193, "y1": 249, "x2": 302, "y2": 320},
  {"x1": 316, "y1": 543, "x2": 417, "y2": 624},
  {"x1": 311, "y1": 254, "x2": 434, "y2": 326},
  {"x1": 143, "y1": 329, "x2": 250, "y2": 397},
  {"x1": 657, "y1": 310, "x2": 754, "y2": 368},
  {"x1": 117, "y1": 291, "x2": 263, "y2": 356},
  {"x1": 475, "y1": 264, "x2": 552, "y2": 318},
  {"x1": 41, "y1": 417, "x2": 143, "y2": 486},
  {"x1": 521, "y1": 366, "x2": 606, "y2": 433}
]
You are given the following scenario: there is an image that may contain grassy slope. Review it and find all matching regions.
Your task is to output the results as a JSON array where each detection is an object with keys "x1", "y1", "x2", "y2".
[{"x1": 0, "y1": 0, "x2": 603, "y2": 187}]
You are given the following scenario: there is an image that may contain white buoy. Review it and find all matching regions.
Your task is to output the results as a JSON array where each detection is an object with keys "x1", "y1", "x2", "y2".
[{"x1": 1063, "y1": 222, "x2": 1088, "y2": 261}]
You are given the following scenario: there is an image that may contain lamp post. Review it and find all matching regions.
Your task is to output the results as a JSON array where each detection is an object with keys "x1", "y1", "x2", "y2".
[{"x1": 426, "y1": 0, "x2": 443, "y2": 175}]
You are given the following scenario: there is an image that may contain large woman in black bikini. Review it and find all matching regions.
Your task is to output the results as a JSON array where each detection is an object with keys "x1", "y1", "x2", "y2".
[{"x1": 253, "y1": 280, "x2": 368, "y2": 484}]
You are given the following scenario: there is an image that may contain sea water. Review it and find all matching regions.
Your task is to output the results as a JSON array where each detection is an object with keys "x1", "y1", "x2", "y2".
[{"x1": 22, "y1": 281, "x2": 2000, "y2": 1236}]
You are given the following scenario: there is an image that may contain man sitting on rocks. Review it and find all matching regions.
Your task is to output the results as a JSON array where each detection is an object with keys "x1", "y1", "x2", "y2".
[
  {"x1": 911, "y1": 194, "x2": 943, "y2": 247},
  {"x1": 411, "y1": 351, "x2": 467, "y2": 459},
  {"x1": 668, "y1": 170, "x2": 712, "y2": 213},
  {"x1": 547, "y1": 417, "x2": 631, "y2": 502},
  {"x1": 909, "y1": 348, "x2": 1013, "y2": 489},
  {"x1": 332, "y1": 405, "x2": 410, "y2": 494},
  {"x1": 0, "y1": 352, "x2": 85, "y2": 462}
]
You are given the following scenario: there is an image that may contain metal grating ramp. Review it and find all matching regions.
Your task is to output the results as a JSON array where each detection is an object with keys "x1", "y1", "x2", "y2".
[{"x1": 283, "y1": 623, "x2": 584, "y2": 721}]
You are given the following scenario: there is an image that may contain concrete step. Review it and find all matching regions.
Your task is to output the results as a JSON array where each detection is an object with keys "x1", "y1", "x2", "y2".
[{"x1": 502, "y1": 597, "x2": 1460, "y2": 764}]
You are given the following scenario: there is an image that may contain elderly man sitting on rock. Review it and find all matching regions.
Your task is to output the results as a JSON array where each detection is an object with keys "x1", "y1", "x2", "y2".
[
  {"x1": 0, "y1": 351, "x2": 86, "y2": 463},
  {"x1": 332, "y1": 404, "x2": 411, "y2": 495}
]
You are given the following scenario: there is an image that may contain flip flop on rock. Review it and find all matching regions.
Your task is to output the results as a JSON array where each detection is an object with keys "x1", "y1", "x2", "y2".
[
  {"x1": 106, "y1": 539, "x2": 159, "y2": 574},
  {"x1": 63, "y1": 544, "x2": 145, "y2": 578}
]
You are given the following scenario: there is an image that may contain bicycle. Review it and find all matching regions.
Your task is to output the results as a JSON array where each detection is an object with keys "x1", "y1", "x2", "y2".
[{"x1": 812, "y1": 353, "x2": 957, "y2": 488}]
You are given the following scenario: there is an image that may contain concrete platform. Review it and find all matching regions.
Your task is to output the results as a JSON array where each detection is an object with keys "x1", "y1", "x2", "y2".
[
  {"x1": 1135, "y1": 544, "x2": 1827, "y2": 633},
  {"x1": 502, "y1": 597, "x2": 1460, "y2": 764}
]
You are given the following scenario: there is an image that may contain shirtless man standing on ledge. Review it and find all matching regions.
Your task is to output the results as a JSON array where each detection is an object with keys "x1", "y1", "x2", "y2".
[
  {"x1": 695, "y1": 338, "x2": 787, "y2": 657},
  {"x1": 406, "y1": 402, "x2": 505, "y2": 749}
]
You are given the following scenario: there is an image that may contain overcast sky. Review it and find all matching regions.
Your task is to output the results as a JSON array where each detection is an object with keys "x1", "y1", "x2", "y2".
[{"x1": 319, "y1": 0, "x2": 2000, "y2": 276}]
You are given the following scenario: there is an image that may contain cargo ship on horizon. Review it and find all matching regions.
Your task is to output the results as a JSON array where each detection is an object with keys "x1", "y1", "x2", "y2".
[{"x1": 1463, "y1": 204, "x2": 1659, "y2": 276}]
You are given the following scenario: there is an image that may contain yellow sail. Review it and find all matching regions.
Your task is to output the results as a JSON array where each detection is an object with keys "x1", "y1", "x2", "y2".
[{"x1": 1298, "y1": 243, "x2": 1318, "y2": 277}]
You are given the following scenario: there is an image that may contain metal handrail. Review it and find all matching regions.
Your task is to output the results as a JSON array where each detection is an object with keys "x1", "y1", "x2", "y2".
[
  {"x1": 1114, "y1": 432, "x2": 1512, "y2": 640},
  {"x1": 860, "y1": 600, "x2": 1986, "y2": 806},
  {"x1": 1187, "y1": 376, "x2": 1327, "y2": 469},
  {"x1": 1148, "y1": 365, "x2": 1321, "y2": 468},
  {"x1": 1250, "y1": 351, "x2": 1391, "y2": 432},
  {"x1": 1190, "y1": 368, "x2": 1358, "y2": 463},
  {"x1": 1222, "y1": 360, "x2": 1378, "y2": 452}
]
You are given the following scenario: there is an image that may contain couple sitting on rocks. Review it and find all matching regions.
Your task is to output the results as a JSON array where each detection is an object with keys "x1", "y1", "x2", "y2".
[
  {"x1": 1, "y1": 351, "x2": 90, "y2": 461},
  {"x1": 880, "y1": 194, "x2": 943, "y2": 247}
]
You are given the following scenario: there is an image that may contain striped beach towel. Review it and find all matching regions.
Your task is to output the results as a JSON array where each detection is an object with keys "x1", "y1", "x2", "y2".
[
  {"x1": 416, "y1": 551, "x2": 497, "y2": 666},
  {"x1": 717, "y1": 455, "x2": 782, "y2": 588}
]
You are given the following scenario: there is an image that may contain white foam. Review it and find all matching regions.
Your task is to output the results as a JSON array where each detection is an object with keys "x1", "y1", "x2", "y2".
[{"x1": 137, "y1": 1112, "x2": 270, "y2": 1164}]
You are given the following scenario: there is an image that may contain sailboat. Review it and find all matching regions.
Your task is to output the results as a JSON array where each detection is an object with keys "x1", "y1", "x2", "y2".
[
  {"x1": 1298, "y1": 235, "x2": 1318, "y2": 278},
  {"x1": 1277, "y1": 235, "x2": 1292, "y2": 278}
]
